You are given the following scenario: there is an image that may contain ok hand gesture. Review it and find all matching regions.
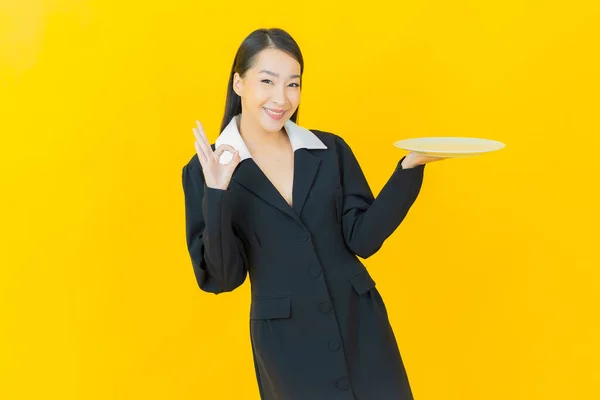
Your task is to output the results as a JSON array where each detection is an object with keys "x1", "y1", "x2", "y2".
[{"x1": 193, "y1": 120, "x2": 241, "y2": 190}]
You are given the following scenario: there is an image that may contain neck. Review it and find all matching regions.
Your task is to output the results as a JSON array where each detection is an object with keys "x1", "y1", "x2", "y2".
[{"x1": 239, "y1": 113, "x2": 288, "y2": 154}]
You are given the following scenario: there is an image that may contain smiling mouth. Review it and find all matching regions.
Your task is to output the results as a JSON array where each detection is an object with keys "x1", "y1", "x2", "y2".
[
  {"x1": 264, "y1": 108, "x2": 286, "y2": 115},
  {"x1": 263, "y1": 108, "x2": 287, "y2": 118}
]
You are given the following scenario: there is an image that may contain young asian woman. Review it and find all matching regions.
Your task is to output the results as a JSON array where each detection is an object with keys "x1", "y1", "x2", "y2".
[{"x1": 182, "y1": 27, "x2": 447, "y2": 400}]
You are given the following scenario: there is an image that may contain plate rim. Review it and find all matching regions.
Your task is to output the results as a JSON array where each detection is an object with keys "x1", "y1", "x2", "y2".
[{"x1": 393, "y1": 137, "x2": 505, "y2": 154}]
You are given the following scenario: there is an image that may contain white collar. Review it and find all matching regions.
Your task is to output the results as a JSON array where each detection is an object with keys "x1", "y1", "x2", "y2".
[{"x1": 215, "y1": 114, "x2": 327, "y2": 164}]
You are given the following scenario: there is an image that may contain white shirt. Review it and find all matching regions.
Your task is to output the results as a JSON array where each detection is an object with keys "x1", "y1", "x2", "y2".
[{"x1": 215, "y1": 114, "x2": 328, "y2": 164}]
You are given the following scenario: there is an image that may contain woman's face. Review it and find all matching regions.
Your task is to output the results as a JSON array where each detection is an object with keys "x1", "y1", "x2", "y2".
[{"x1": 233, "y1": 48, "x2": 302, "y2": 133}]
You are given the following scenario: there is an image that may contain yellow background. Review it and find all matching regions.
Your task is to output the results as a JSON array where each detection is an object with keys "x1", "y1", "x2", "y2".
[{"x1": 2, "y1": 0, "x2": 599, "y2": 399}]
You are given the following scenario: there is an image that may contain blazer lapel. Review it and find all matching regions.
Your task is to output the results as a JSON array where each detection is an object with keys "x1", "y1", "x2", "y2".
[
  {"x1": 292, "y1": 149, "x2": 321, "y2": 217},
  {"x1": 219, "y1": 113, "x2": 327, "y2": 224},
  {"x1": 232, "y1": 159, "x2": 299, "y2": 223},
  {"x1": 231, "y1": 149, "x2": 322, "y2": 224}
]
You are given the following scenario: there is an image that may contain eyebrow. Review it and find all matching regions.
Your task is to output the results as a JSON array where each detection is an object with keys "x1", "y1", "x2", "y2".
[{"x1": 259, "y1": 70, "x2": 301, "y2": 79}]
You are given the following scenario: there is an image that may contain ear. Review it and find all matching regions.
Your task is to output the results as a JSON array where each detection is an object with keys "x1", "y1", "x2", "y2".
[{"x1": 233, "y1": 72, "x2": 243, "y2": 97}]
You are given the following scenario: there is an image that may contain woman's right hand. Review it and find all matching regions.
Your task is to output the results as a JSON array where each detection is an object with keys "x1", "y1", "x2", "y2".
[{"x1": 193, "y1": 120, "x2": 241, "y2": 190}]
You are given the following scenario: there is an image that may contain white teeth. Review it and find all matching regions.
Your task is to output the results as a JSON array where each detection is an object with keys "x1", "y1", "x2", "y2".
[{"x1": 265, "y1": 108, "x2": 285, "y2": 116}]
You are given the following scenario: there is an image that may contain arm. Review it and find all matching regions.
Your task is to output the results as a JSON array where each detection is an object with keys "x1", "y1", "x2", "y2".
[
  {"x1": 182, "y1": 163, "x2": 248, "y2": 294},
  {"x1": 337, "y1": 137, "x2": 425, "y2": 259}
]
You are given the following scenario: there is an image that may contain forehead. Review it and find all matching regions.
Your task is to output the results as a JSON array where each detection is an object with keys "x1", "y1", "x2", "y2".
[{"x1": 250, "y1": 48, "x2": 301, "y2": 75}]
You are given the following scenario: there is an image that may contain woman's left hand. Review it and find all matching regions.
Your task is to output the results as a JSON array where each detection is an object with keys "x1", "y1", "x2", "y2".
[{"x1": 401, "y1": 151, "x2": 450, "y2": 169}]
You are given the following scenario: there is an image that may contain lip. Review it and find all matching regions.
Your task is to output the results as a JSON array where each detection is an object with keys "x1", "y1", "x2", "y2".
[
  {"x1": 263, "y1": 107, "x2": 288, "y2": 121},
  {"x1": 264, "y1": 108, "x2": 287, "y2": 113}
]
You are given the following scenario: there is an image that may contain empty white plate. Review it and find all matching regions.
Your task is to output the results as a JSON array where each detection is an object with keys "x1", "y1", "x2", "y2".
[{"x1": 393, "y1": 137, "x2": 506, "y2": 157}]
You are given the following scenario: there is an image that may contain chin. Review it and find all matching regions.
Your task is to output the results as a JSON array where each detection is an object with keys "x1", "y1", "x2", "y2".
[{"x1": 259, "y1": 110, "x2": 288, "y2": 132}]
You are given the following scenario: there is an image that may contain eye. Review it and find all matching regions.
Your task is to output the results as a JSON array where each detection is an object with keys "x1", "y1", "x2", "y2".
[
  {"x1": 261, "y1": 79, "x2": 273, "y2": 84},
  {"x1": 289, "y1": 83, "x2": 300, "y2": 88}
]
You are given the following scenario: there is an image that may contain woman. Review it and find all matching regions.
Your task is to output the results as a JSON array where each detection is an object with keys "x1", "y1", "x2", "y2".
[{"x1": 182, "y1": 28, "x2": 445, "y2": 400}]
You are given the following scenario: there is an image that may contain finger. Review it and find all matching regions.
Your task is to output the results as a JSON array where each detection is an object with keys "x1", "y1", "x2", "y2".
[
  {"x1": 192, "y1": 124, "x2": 209, "y2": 150},
  {"x1": 193, "y1": 127, "x2": 213, "y2": 166},
  {"x1": 226, "y1": 150, "x2": 241, "y2": 171},
  {"x1": 194, "y1": 140, "x2": 208, "y2": 167},
  {"x1": 214, "y1": 144, "x2": 237, "y2": 158},
  {"x1": 195, "y1": 120, "x2": 214, "y2": 156},
  {"x1": 232, "y1": 149, "x2": 241, "y2": 164},
  {"x1": 193, "y1": 121, "x2": 211, "y2": 152},
  {"x1": 214, "y1": 145, "x2": 239, "y2": 165},
  {"x1": 193, "y1": 128, "x2": 208, "y2": 159}
]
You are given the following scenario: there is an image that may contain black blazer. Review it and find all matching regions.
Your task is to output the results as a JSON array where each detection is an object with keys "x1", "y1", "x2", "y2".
[{"x1": 182, "y1": 129, "x2": 425, "y2": 400}]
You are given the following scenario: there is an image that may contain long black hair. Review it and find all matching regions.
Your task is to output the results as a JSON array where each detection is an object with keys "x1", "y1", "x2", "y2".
[{"x1": 220, "y1": 28, "x2": 305, "y2": 133}]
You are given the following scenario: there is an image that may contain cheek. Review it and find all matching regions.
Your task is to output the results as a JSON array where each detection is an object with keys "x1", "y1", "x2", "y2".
[
  {"x1": 243, "y1": 84, "x2": 269, "y2": 106},
  {"x1": 254, "y1": 87, "x2": 272, "y2": 107},
  {"x1": 286, "y1": 89, "x2": 301, "y2": 105}
]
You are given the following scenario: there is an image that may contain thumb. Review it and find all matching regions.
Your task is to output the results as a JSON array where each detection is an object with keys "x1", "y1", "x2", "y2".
[{"x1": 227, "y1": 150, "x2": 241, "y2": 169}]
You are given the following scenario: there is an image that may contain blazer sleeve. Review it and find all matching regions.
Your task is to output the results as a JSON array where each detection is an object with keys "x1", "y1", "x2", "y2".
[
  {"x1": 182, "y1": 163, "x2": 248, "y2": 294},
  {"x1": 336, "y1": 136, "x2": 426, "y2": 259}
]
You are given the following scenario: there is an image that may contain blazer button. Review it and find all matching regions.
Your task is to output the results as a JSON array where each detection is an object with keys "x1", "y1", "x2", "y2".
[
  {"x1": 337, "y1": 378, "x2": 350, "y2": 391},
  {"x1": 294, "y1": 232, "x2": 309, "y2": 242},
  {"x1": 328, "y1": 340, "x2": 341, "y2": 351},
  {"x1": 318, "y1": 301, "x2": 332, "y2": 313},
  {"x1": 308, "y1": 266, "x2": 321, "y2": 278}
]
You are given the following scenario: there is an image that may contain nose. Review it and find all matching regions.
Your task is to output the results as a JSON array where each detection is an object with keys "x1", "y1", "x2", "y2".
[{"x1": 271, "y1": 84, "x2": 286, "y2": 106}]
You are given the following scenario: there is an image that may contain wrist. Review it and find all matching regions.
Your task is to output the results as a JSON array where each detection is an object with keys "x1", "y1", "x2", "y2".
[{"x1": 401, "y1": 158, "x2": 418, "y2": 169}]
